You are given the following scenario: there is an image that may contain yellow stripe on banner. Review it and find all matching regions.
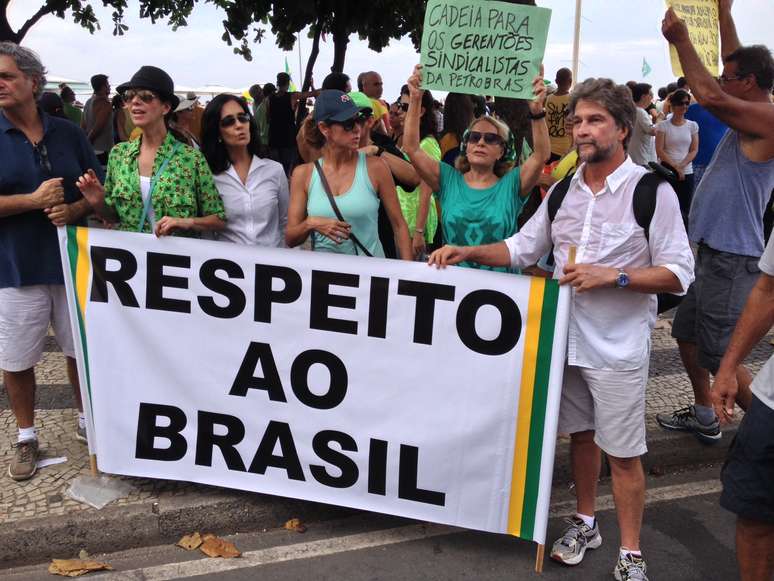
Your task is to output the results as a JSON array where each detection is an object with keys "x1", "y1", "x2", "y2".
[
  {"x1": 507, "y1": 278, "x2": 545, "y2": 536},
  {"x1": 75, "y1": 227, "x2": 90, "y2": 318}
]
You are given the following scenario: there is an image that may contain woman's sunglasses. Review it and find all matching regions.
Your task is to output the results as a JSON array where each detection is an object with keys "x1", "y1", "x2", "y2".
[
  {"x1": 398, "y1": 103, "x2": 409, "y2": 112},
  {"x1": 465, "y1": 131, "x2": 504, "y2": 146},
  {"x1": 123, "y1": 89, "x2": 159, "y2": 104},
  {"x1": 329, "y1": 116, "x2": 367, "y2": 132},
  {"x1": 220, "y1": 113, "x2": 251, "y2": 128}
]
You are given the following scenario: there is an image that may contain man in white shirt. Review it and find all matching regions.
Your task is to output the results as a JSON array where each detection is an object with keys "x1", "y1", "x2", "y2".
[
  {"x1": 628, "y1": 83, "x2": 658, "y2": 167},
  {"x1": 428, "y1": 78, "x2": 694, "y2": 581},
  {"x1": 712, "y1": 233, "x2": 774, "y2": 581}
]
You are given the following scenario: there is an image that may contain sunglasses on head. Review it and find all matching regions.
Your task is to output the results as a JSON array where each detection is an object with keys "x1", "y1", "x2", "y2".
[
  {"x1": 33, "y1": 142, "x2": 52, "y2": 175},
  {"x1": 329, "y1": 116, "x2": 367, "y2": 132},
  {"x1": 123, "y1": 89, "x2": 159, "y2": 104},
  {"x1": 220, "y1": 112, "x2": 251, "y2": 128},
  {"x1": 465, "y1": 131, "x2": 504, "y2": 146}
]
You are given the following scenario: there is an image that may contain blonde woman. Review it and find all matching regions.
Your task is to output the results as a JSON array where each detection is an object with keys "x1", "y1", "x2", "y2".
[{"x1": 403, "y1": 65, "x2": 550, "y2": 272}]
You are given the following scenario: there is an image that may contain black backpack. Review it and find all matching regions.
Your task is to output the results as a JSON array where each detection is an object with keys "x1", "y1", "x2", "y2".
[{"x1": 546, "y1": 171, "x2": 683, "y2": 314}]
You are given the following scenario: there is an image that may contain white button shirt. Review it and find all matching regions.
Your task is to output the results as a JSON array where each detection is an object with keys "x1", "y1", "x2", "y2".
[
  {"x1": 214, "y1": 156, "x2": 289, "y2": 247},
  {"x1": 505, "y1": 157, "x2": 694, "y2": 371}
]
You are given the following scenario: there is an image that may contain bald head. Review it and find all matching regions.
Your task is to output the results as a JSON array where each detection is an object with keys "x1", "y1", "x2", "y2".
[{"x1": 358, "y1": 71, "x2": 383, "y2": 99}]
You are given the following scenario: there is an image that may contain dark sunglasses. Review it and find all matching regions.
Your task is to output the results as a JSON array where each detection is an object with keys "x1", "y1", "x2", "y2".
[
  {"x1": 465, "y1": 131, "x2": 504, "y2": 146},
  {"x1": 329, "y1": 116, "x2": 367, "y2": 132},
  {"x1": 398, "y1": 102, "x2": 409, "y2": 112},
  {"x1": 675, "y1": 101, "x2": 691, "y2": 106},
  {"x1": 123, "y1": 89, "x2": 159, "y2": 104},
  {"x1": 220, "y1": 113, "x2": 251, "y2": 128},
  {"x1": 33, "y1": 142, "x2": 52, "y2": 175}
]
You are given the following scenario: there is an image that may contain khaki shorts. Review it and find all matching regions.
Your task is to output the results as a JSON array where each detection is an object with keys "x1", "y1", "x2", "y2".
[
  {"x1": 0, "y1": 285, "x2": 75, "y2": 372},
  {"x1": 558, "y1": 363, "x2": 649, "y2": 458}
]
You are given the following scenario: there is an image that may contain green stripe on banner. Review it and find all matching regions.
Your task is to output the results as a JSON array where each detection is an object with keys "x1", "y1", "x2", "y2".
[
  {"x1": 519, "y1": 279, "x2": 560, "y2": 539},
  {"x1": 65, "y1": 226, "x2": 94, "y2": 408}
]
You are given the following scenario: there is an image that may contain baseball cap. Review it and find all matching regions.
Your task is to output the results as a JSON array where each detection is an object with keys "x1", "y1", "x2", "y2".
[
  {"x1": 313, "y1": 90, "x2": 359, "y2": 123},
  {"x1": 347, "y1": 91, "x2": 373, "y2": 112}
]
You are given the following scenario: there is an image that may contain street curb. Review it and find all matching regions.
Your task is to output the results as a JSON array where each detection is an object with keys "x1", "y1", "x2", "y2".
[{"x1": 0, "y1": 427, "x2": 735, "y2": 568}]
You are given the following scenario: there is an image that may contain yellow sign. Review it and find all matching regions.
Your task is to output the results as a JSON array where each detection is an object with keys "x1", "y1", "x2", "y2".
[{"x1": 667, "y1": 0, "x2": 720, "y2": 76}]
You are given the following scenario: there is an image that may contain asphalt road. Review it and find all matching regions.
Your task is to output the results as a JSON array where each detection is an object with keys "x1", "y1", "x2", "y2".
[{"x1": 1, "y1": 466, "x2": 738, "y2": 581}]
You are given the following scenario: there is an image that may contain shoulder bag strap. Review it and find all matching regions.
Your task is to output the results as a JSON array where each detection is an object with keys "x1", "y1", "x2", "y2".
[
  {"x1": 137, "y1": 142, "x2": 182, "y2": 232},
  {"x1": 313, "y1": 160, "x2": 373, "y2": 257}
]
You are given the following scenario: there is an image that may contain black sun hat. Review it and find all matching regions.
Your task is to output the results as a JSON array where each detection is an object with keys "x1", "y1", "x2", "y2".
[{"x1": 116, "y1": 66, "x2": 180, "y2": 109}]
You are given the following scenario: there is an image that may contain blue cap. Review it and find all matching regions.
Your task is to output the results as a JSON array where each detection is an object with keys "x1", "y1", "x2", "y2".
[{"x1": 313, "y1": 90, "x2": 359, "y2": 123}]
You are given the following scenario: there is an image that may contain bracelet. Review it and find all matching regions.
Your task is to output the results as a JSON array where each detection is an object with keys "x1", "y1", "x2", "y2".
[
  {"x1": 414, "y1": 228, "x2": 425, "y2": 235},
  {"x1": 529, "y1": 110, "x2": 547, "y2": 120}
]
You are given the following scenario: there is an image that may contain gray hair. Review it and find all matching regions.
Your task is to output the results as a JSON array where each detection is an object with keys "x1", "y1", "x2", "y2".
[
  {"x1": 568, "y1": 78, "x2": 636, "y2": 150},
  {"x1": 0, "y1": 42, "x2": 47, "y2": 99}
]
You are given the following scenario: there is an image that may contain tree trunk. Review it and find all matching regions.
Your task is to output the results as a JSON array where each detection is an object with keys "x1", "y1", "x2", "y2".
[
  {"x1": 330, "y1": 11, "x2": 349, "y2": 73},
  {"x1": 0, "y1": 3, "x2": 20, "y2": 43},
  {"x1": 295, "y1": 22, "x2": 322, "y2": 127}
]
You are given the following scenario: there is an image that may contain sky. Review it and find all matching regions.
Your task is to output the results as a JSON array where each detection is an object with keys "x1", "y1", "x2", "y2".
[{"x1": 8, "y1": 0, "x2": 774, "y2": 100}]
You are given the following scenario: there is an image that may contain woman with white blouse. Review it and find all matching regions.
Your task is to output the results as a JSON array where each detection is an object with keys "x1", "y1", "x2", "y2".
[
  {"x1": 655, "y1": 89, "x2": 699, "y2": 226},
  {"x1": 201, "y1": 94, "x2": 288, "y2": 246}
]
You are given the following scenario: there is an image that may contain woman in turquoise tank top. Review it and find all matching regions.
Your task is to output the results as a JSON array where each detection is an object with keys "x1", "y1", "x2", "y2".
[
  {"x1": 403, "y1": 64, "x2": 551, "y2": 274},
  {"x1": 286, "y1": 90, "x2": 412, "y2": 260}
]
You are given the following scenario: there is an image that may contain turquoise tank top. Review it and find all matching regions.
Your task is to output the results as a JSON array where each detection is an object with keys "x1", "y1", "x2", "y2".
[{"x1": 307, "y1": 152, "x2": 385, "y2": 257}]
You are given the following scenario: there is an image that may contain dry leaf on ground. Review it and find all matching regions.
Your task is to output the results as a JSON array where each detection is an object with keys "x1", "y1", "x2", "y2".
[
  {"x1": 284, "y1": 518, "x2": 307, "y2": 533},
  {"x1": 48, "y1": 559, "x2": 113, "y2": 577},
  {"x1": 176, "y1": 532, "x2": 203, "y2": 551},
  {"x1": 199, "y1": 535, "x2": 241, "y2": 558}
]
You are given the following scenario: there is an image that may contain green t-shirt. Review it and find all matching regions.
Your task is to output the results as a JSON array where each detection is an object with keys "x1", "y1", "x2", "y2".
[
  {"x1": 438, "y1": 163, "x2": 524, "y2": 273},
  {"x1": 63, "y1": 103, "x2": 82, "y2": 126},
  {"x1": 397, "y1": 136, "x2": 439, "y2": 243}
]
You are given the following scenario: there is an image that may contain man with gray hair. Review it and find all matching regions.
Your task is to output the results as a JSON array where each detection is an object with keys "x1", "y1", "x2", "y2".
[
  {"x1": 0, "y1": 42, "x2": 102, "y2": 480},
  {"x1": 428, "y1": 77, "x2": 695, "y2": 580}
]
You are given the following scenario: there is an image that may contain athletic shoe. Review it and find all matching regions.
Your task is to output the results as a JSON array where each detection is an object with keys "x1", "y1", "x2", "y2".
[
  {"x1": 655, "y1": 405, "x2": 721, "y2": 444},
  {"x1": 550, "y1": 516, "x2": 602, "y2": 566},
  {"x1": 75, "y1": 425, "x2": 87, "y2": 444},
  {"x1": 8, "y1": 439, "x2": 39, "y2": 481},
  {"x1": 613, "y1": 552, "x2": 648, "y2": 580}
]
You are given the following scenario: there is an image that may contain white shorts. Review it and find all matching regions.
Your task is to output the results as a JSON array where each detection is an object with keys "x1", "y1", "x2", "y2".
[
  {"x1": 0, "y1": 285, "x2": 75, "y2": 372},
  {"x1": 558, "y1": 363, "x2": 649, "y2": 458}
]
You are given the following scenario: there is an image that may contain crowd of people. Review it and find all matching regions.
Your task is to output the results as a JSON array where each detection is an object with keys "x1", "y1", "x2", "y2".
[{"x1": 0, "y1": 2, "x2": 773, "y2": 580}]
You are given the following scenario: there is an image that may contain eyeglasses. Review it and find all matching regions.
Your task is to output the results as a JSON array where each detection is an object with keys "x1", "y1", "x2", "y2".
[
  {"x1": 33, "y1": 142, "x2": 52, "y2": 175},
  {"x1": 329, "y1": 116, "x2": 367, "y2": 132},
  {"x1": 719, "y1": 74, "x2": 746, "y2": 85},
  {"x1": 220, "y1": 113, "x2": 251, "y2": 128},
  {"x1": 398, "y1": 103, "x2": 409, "y2": 112},
  {"x1": 123, "y1": 89, "x2": 159, "y2": 103},
  {"x1": 358, "y1": 111, "x2": 373, "y2": 121},
  {"x1": 465, "y1": 131, "x2": 504, "y2": 146},
  {"x1": 675, "y1": 101, "x2": 691, "y2": 106}
]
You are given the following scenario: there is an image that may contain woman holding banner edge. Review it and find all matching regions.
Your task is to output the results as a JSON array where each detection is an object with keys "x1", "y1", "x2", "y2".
[{"x1": 403, "y1": 64, "x2": 550, "y2": 273}]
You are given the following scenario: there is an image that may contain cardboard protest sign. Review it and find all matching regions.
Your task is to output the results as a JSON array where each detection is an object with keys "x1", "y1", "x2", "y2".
[
  {"x1": 59, "y1": 226, "x2": 570, "y2": 545},
  {"x1": 420, "y1": 0, "x2": 552, "y2": 99},
  {"x1": 667, "y1": 0, "x2": 720, "y2": 76}
]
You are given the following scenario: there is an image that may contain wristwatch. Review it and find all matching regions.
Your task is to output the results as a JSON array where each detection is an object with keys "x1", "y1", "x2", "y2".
[
  {"x1": 529, "y1": 110, "x2": 546, "y2": 120},
  {"x1": 615, "y1": 269, "x2": 630, "y2": 289}
]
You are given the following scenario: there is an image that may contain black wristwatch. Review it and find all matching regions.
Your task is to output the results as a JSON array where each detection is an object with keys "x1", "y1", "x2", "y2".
[{"x1": 529, "y1": 110, "x2": 547, "y2": 120}]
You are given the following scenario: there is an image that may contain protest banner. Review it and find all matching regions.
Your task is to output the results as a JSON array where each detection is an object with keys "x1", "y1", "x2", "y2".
[
  {"x1": 58, "y1": 226, "x2": 569, "y2": 549},
  {"x1": 419, "y1": 0, "x2": 552, "y2": 99},
  {"x1": 667, "y1": 0, "x2": 720, "y2": 76}
]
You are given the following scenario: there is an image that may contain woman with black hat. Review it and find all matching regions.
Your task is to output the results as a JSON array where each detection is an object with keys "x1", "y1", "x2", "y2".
[
  {"x1": 76, "y1": 65, "x2": 226, "y2": 237},
  {"x1": 285, "y1": 90, "x2": 412, "y2": 260}
]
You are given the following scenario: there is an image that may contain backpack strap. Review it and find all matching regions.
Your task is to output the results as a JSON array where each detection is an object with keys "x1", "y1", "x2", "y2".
[
  {"x1": 632, "y1": 172, "x2": 666, "y2": 243},
  {"x1": 547, "y1": 175, "x2": 574, "y2": 222}
]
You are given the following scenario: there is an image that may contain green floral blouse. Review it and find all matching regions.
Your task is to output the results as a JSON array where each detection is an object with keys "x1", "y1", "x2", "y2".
[{"x1": 103, "y1": 132, "x2": 226, "y2": 235}]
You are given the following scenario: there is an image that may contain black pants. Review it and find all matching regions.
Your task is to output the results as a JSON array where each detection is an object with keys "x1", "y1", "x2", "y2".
[{"x1": 663, "y1": 162, "x2": 694, "y2": 227}]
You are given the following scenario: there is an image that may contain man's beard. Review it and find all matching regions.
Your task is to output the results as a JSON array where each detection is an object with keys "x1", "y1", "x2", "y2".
[{"x1": 576, "y1": 140, "x2": 616, "y2": 163}]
